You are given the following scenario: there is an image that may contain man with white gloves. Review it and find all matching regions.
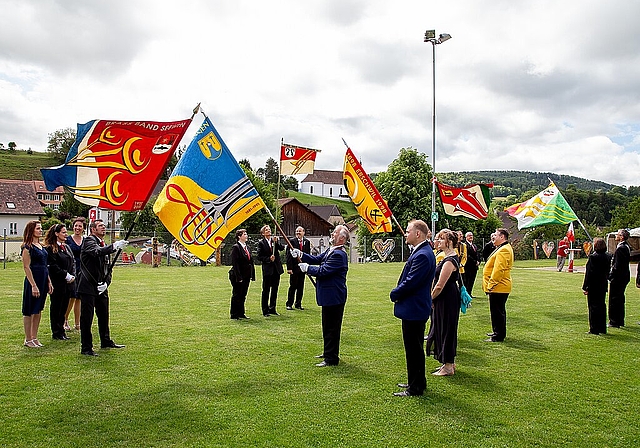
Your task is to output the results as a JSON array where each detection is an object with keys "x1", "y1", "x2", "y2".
[
  {"x1": 77, "y1": 219, "x2": 127, "y2": 356},
  {"x1": 291, "y1": 225, "x2": 349, "y2": 367}
]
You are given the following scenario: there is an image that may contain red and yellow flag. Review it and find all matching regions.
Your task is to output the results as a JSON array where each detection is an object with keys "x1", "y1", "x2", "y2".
[{"x1": 343, "y1": 147, "x2": 392, "y2": 233}]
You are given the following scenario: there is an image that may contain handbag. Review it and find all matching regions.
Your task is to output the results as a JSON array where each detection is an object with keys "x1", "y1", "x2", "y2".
[{"x1": 460, "y1": 284, "x2": 473, "y2": 314}]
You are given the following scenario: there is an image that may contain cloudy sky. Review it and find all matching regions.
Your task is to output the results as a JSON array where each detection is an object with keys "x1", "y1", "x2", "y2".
[{"x1": 2, "y1": 0, "x2": 640, "y2": 187}]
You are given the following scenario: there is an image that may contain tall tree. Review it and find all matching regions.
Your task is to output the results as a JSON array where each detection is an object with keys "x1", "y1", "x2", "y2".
[
  {"x1": 8, "y1": 141, "x2": 17, "y2": 152},
  {"x1": 47, "y1": 128, "x2": 76, "y2": 162},
  {"x1": 58, "y1": 190, "x2": 91, "y2": 218}
]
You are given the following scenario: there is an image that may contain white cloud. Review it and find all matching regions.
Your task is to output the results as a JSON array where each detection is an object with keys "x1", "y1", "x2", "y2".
[{"x1": 1, "y1": 0, "x2": 639, "y2": 187}]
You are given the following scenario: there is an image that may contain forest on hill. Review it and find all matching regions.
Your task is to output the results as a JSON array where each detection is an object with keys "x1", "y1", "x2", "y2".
[{"x1": 437, "y1": 170, "x2": 626, "y2": 198}]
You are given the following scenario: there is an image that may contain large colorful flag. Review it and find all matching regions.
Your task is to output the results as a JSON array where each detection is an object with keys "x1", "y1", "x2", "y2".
[
  {"x1": 343, "y1": 146, "x2": 392, "y2": 233},
  {"x1": 436, "y1": 181, "x2": 493, "y2": 220},
  {"x1": 41, "y1": 118, "x2": 191, "y2": 211},
  {"x1": 153, "y1": 117, "x2": 265, "y2": 260},
  {"x1": 280, "y1": 142, "x2": 320, "y2": 175},
  {"x1": 505, "y1": 182, "x2": 578, "y2": 230}
]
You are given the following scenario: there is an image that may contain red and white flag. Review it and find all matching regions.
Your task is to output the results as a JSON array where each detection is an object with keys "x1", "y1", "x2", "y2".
[
  {"x1": 566, "y1": 222, "x2": 575, "y2": 242},
  {"x1": 280, "y1": 142, "x2": 320, "y2": 175}
]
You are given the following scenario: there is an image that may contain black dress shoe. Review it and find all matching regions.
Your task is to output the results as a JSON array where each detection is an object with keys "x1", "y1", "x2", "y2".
[
  {"x1": 314, "y1": 354, "x2": 325, "y2": 358},
  {"x1": 295, "y1": 306, "x2": 304, "y2": 310},
  {"x1": 239, "y1": 315, "x2": 250, "y2": 319},
  {"x1": 486, "y1": 332, "x2": 496, "y2": 337},
  {"x1": 270, "y1": 311, "x2": 280, "y2": 316},
  {"x1": 81, "y1": 350, "x2": 99, "y2": 356},
  {"x1": 397, "y1": 383, "x2": 409, "y2": 389},
  {"x1": 484, "y1": 337, "x2": 502, "y2": 342},
  {"x1": 263, "y1": 313, "x2": 270, "y2": 317},
  {"x1": 101, "y1": 342, "x2": 125, "y2": 349},
  {"x1": 315, "y1": 360, "x2": 337, "y2": 367},
  {"x1": 286, "y1": 306, "x2": 293, "y2": 310},
  {"x1": 393, "y1": 390, "x2": 421, "y2": 397}
]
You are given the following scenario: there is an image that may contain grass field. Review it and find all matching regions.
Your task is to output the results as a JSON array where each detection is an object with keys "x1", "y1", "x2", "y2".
[
  {"x1": 0, "y1": 150, "x2": 54, "y2": 180},
  {"x1": 1, "y1": 260, "x2": 639, "y2": 447},
  {"x1": 286, "y1": 190, "x2": 359, "y2": 222}
]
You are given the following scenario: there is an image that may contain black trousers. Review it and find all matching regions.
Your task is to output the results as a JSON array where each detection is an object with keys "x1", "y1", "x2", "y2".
[
  {"x1": 488, "y1": 292, "x2": 509, "y2": 341},
  {"x1": 608, "y1": 279, "x2": 629, "y2": 327},
  {"x1": 286, "y1": 272, "x2": 305, "y2": 308},
  {"x1": 261, "y1": 273, "x2": 281, "y2": 314},
  {"x1": 49, "y1": 289, "x2": 70, "y2": 338},
  {"x1": 402, "y1": 319, "x2": 427, "y2": 396},
  {"x1": 587, "y1": 290, "x2": 607, "y2": 334},
  {"x1": 464, "y1": 264, "x2": 478, "y2": 296},
  {"x1": 321, "y1": 303, "x2": 345, "y2": 365},
  {"x1": 79, "y1": 291, "x2": 111, "y2": 352},
  {"x1": 230, "y1": 279, "x2": 250, "y2": 318}
]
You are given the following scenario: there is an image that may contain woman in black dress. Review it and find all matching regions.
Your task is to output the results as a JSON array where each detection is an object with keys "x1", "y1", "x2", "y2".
[
  {"x1": 426, "y1": 228, "x2": 461, "y2": 376},
  {"x1": 65, "y1": 216, "x2": 86, "y2": 331},
  {"x1": 45, "y1": 224, "x2": 76, "y2": 341},
  {"x1": 21, "y1": 220, "x2": 53, "y2": 348},
  {"x1": 582, "y1": 237, "x2": 611, "y2": 334}
]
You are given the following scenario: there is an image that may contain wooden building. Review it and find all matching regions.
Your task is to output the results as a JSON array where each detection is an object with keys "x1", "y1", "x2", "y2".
[{"x1": 277, "y1": 198, "x2": 333, "y2": 237}]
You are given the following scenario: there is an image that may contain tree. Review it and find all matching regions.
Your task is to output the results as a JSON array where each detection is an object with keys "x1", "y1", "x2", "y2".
[
  {"x1": 256, "y1": 157, "x2": 280, "y2": 185},
  {"x1": 47, "y1": 128, "x2": 76, "y2": 162},
  {"x1": 120, "y1": 198, "x2": 168, "y2": 238},
  {"x1": 374, "y1": 147, "x2": 433, "y2": 235},
  {"x1": 8, "y1": 141, "x2": 17, "y2": 152},
  {"x1": 610, "y1": 196, "x2": 640, "y2": 230},
  {"x1": 282, "y1": 176, "x2": 298, "y2": 191},
  {"x1": 58, "y1": 191, "x2": 91, "y2": 219}
]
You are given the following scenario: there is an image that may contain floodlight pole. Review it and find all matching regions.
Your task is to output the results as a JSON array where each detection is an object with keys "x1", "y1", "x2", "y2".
[{"x1": 424, "y1": 30, "x2": 451, "y2": 235}]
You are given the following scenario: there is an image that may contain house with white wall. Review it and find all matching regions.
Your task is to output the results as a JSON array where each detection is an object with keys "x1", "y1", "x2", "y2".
[{"x1": 299, "y1": 170, "x2": 346, "y2": 199}]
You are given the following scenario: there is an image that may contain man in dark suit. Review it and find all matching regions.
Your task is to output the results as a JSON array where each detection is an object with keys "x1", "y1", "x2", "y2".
[
  {"x1": 464, "y1": 231, "x2": 480, "y2": 297},
  {"x1": 482, "y1": 232, "x2": 496, "y2": 262},
  {"x1": 257, "y1": 224, "x2": 285, "y2": 316},
  {"x1": 390, "y1": 220, "x2": 436, "y2": 397},
  {"x1": 286, "y1": 226, "x2": 311, "y2": 310},
  {"x1": 294, "y1": 225, "x2": 349, "y2": 367},
  {"x1": 76, "y1": 219, "x2": 127, "y2": 356},
  {"x1": 229, "y1": 228, "x2": 255, "y2": 319},
  {"x1": 608, "y1": 228, "x2": 631, "y2": 328}
]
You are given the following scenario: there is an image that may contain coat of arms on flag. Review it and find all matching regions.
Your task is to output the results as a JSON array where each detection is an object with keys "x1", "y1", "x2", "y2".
[
  {"x1": 436, "y1": 181, "x2": 493, "y2": 220},
  {"x1": 505, "y1": 182, "x2": 578, "y2": 230},
  {"x1": 41, "y1": 119, "x2": 192, "y2": 211},
  {"x1": 153, "y1": 117, "x2": 265, "y2": 260},
  {"x1": 280, "y1": 142, "x2": 319, "y2": 175}
]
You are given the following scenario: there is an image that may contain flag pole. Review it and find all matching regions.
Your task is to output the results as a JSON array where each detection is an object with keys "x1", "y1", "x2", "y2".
[
  {"x1": 108, "y1": 210, "x2": 142, "y2": 272},
  {"x1": 276, "y1": 138, "x2": 283, "y2": 222},
  {"x1": 263, "y1": 205, "x2": 316, "y2": 287}
]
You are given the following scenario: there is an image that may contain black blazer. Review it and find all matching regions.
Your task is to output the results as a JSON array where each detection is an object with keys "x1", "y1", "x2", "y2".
[
  {"x1": 286, "y1": 237, "x2": 311, "y2": 272},
  {"x1": 230, "y1": 242, "x2": 255, "y2": 282},
  {"x1": 583, "y1": 251, "x2": 612, "y2": 294},
  {"x1": 46, "y1": 244, "x2": 75, "y2": 296},
  {"x1": 609, "y1": 241, "x2": 631, "y2": 283},
  {"x1": 76, "y1": 235, "x2": 116, "y2": 296},
  {"x1": 257, "y1": 237, "x2": 284, "y2": 276},
  {"x1": 466, "y1": 241, "x2": 480, "y2": 266}
]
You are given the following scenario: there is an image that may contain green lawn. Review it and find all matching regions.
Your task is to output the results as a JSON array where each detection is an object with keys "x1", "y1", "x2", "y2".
[
  {"x1": 0, "y1": 150, "x2": 55, "y2": 180},
  {"x1": 1, "y1": 260, "x2": 638, "y2": 447},
  {"x1": 286, "y1": 190, "x2": 358, "y2": 222}
]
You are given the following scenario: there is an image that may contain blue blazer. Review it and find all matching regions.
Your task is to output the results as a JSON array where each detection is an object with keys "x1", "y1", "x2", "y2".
[
  {"x1": 390, "y1": 242, "x2": 436, "y2": 321},
  {"x1": 302, "y1": 247, "x2": 348, "y2": 307}
]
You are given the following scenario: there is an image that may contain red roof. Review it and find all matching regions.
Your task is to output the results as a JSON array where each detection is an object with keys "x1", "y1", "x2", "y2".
[{"x1": 0, "y1": 179, "x2": 46, "y2": 215}]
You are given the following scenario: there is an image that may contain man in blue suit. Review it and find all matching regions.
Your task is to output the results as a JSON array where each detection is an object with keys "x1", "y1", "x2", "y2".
[
  {"x1": 390, "y1": 220, "x2": 436, "y2": 396},
  {"x1": 292, "y1": 225, "x2": 349, "y2": 367}
]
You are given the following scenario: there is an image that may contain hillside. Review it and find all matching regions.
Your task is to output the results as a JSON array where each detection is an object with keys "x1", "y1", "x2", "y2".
[
  {"x1": 438, "y1": 170, "x2": 619, "y2": 198},
  {"x1": 0, "y1": 150, "x2": 56, "y2": 180}
]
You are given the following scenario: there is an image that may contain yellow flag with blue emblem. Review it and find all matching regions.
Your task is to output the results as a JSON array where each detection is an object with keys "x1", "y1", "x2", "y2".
[{"x1": 153, "y1": 117, "x2": 265, "y2": 260}]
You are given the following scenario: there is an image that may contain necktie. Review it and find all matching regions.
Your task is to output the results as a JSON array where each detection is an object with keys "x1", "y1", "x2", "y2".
[
  {"x1": 100, "y1": 240, "x2": 105, "y2": 247},
  {"x1": 244, "y1": 246, "x2": 250, "y2": 259},
  {"x1": 299, "y1": 240, "x2": 303, "y2": 250}
]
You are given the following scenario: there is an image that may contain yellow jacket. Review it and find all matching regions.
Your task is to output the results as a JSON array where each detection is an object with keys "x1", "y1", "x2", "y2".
[
  {"x1": 456, "y1": 243, "x2": 467, "y2": 274},
  {"x1": 482, "y1": 243, "x2": 514, "y2": 293},
  {"x1": 435, "y1": 250, "x2": 445, "y2": 265}
]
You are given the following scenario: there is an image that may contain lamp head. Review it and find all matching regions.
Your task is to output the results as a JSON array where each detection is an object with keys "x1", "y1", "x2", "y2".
[
  {"x1": 424, "y1": 30, "x2": 436, "y2": 41},
  {"x1": 438, "y1": 33, "x2": 452, "y2": 43}
]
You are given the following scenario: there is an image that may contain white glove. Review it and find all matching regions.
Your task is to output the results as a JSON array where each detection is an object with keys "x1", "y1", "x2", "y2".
[
  {"x1": 113, "y1": 240, "x2": 128, "y2": 250},
  {"x1": 299, "y1": 262, "x2": 309, "y2": 273},
  {"x1": 97, "y1": 282, "x2": 108, "y2": 294},
  {"x1": 290, "y1": 248, "x2": 301, "y2": 259},
  {"x1": 65, "y1": 273, "x2": 75, "y2": 283}
]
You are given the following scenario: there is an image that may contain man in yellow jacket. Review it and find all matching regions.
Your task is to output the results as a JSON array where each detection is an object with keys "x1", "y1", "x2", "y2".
[{"x1": 482, "y1": 228, "x2": 514, "y2": 342}]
